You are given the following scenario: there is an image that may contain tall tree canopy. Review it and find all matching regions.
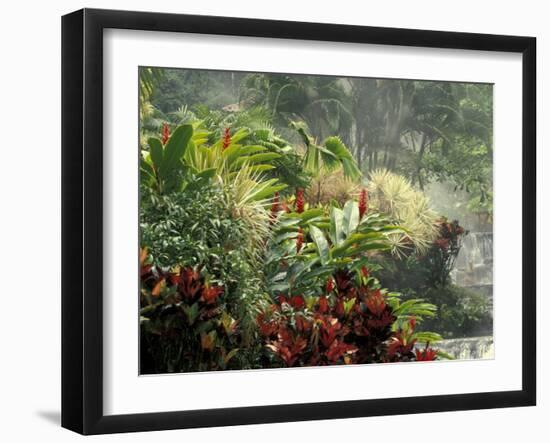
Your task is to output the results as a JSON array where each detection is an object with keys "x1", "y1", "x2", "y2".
[{"x1": 145, "y1": 68, "x2": 493, "y2": 219}]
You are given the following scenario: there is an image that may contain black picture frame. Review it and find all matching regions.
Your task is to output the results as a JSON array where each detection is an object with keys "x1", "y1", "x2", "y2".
[{"x1": 61, "y1": 8, "x2": 537, "y2": 435}]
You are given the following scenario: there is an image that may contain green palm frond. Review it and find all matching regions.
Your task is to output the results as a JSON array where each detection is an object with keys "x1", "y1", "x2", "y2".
[{"x1": 293, "y1": 122, "x2": 361, "y2": 181}]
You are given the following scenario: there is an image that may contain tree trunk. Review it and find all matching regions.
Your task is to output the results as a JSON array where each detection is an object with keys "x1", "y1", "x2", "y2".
[{"x1": 415, "y1": 134, "x2": 428, "y2": 190}]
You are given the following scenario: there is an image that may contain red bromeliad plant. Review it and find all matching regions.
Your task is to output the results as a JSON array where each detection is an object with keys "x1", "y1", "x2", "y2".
[
  {"x1": 140, "y1": 249, "x2": 242, "y2": 373},
  {"x1": 258, "y1": 268, "x2": 439, "y2": 367},
  {"x1": 221, "y1": 127, "x2": 231, "y2": 150}
]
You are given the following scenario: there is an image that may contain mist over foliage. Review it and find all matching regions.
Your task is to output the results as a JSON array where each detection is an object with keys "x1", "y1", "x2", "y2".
[
  {"x1": 149, "y1": 68, "x2": 493, "y2": 227},
  {"x1": 138, "y1": 67, "x2": 494, "y2": 374}
]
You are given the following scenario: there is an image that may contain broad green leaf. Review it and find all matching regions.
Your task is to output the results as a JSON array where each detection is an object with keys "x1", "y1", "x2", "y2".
[
  {"x1": 323, "y1": 136, "x2": 361, "y2": 180},
  {"x1": 196, "y1": 167, "x2": 217, "y2": 180},
  {"x1": 436, "y1": 350, "x2": 455, "y2": 360},
  {"x1": 223, "y1": 144, "x2": 266, "y2": 165},
  {"x1": 273, "y1": 231, "x2": 300, "y2": 244},
  {"x1": 300, "y1": 208, "x2": 325, "y2": 222},
  {"x1": 311, "y1": 221, "x2": 331, "y2": 230},
  {"x1": 309, "y1": 224, "x2": 330, "y2": 265},
  {"x1": 285, "y1": 208, "x2": 325, "y2": 222},
  {"x1": 247, "y1": 152, "x2": 282, "y2": 163},
  {"x1": 269, "y1": 283, "x2": 291, "y2": 293},
  {"x1": 243, "y1": 179, "x2": 287, "y2": 203},
  {"x1": 296, "y1": 264, "x2": 333, "y2": 283},
  {"x1": 277, "y1": 217, "x2": 302, "y2": 227},
  {"x1": 140, "y1": 157, "x2": 155, "y2": 176},
  {"x1": 160, "y1": 124, "x2": 193, "y2": 175},
  {"x1": 330, "y1": 232, "x2": 385, "y2": 257},
  {"x1": 246, "y1": 164, "x2": 276, "y2": 174},
  {"x1": 270, "y1": 272, "x2": 288, "y2": 282},
  {"x1": 148, "y1": 137, "x2": 163, "y2": 169},
  {"x1": 329, "y1": 207, "x2": 345, "y2": 246},
  {"x1": 234, "y1": 152, "x2": 281, "y2": 168},
  {"x1": 228, "y1": 128, "x2": 249, "y2": 144},
  {"x1": 343, "y1": 200, "x2": 359, "y2": 236},
  {"x1": 345, "y1": 242, "x2": 391, "y2": 256},
  {"x1": 413, "y1": 332, "x2": 443, "y2": 344},
  {"x1": 251, "y1": 184, "x2": 287, "y2": 201}
]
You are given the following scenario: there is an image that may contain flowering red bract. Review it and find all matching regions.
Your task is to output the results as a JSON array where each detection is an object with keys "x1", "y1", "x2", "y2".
[
  {"x1": 222, "y1": 127, "x2": 231, "y2": 150},
  {"x1": 295, "y1": 188, "x2": 305, "y2": 213},
  {"x1": 358, "y1": 189, "x2": 368, "y2": 219},
  {"x1": 161, "y1": 123, "x2": 170, "y2": 145}
]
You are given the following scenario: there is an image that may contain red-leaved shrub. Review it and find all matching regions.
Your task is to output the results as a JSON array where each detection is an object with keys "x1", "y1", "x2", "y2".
[
  {"x1": 258, "y1": 269, "x2": 437, "y2": 367},
  {"x1": 140, "y1": 250, "x2": 242, "y2": 373}
]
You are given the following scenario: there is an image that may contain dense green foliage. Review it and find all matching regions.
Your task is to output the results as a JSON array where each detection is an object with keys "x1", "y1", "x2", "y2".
[
  {"x1": 138, "y1": 66, "x2": 494, "y2": 373},
  {"x1": 376, "y1": 219, "x2": 492, "y2": 338},
  {"x1": 147, "y1": 69, "x2": 493, "y2": 222}
]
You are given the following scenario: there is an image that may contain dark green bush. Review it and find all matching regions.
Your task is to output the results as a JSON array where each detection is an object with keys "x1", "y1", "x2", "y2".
[
  {"x1": 140, "y1": 184, "x2": 269, "y2": 357},
  {"x1": 376, "y1": 220, "x2": 492, "y2": 339},
  {"x1": 419, "y1": 285, "x2": 492, "y2": 339}
]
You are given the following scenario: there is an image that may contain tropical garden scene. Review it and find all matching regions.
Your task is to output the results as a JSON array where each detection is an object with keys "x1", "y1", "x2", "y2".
[{"x1": 139, "y1": 67, "x2": 494, "y2": 374}]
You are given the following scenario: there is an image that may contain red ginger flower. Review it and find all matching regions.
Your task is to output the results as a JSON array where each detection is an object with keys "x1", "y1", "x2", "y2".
[
  {"x1": 296, "y1": 227, "x2": 304, "y2": 253},
  {"x1": 222, "y1": 127, "x2": 231, "y2": 150},
  {"x1": 295, "y1": 188, "x2": 305, "y2": 214},
  {"x1": 161, "y1": 123, "x2": 170, "y2": 145},
  {"x1": 358, "y1": 188, "x2": 368, "y2": 219}
]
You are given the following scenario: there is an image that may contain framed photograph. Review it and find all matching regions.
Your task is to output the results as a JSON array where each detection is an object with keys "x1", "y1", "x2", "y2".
[{"x1": 62, "y1": 8, "x2": 536, "y2": 435}]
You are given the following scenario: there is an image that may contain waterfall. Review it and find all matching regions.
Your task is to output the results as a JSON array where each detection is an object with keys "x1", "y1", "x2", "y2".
[
  {"x1": 452, "y1": 232, "x2": 493, "y2": 288},
  {"x1": 438, "y1": 336, "x2": 494, "y2": 360}
]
